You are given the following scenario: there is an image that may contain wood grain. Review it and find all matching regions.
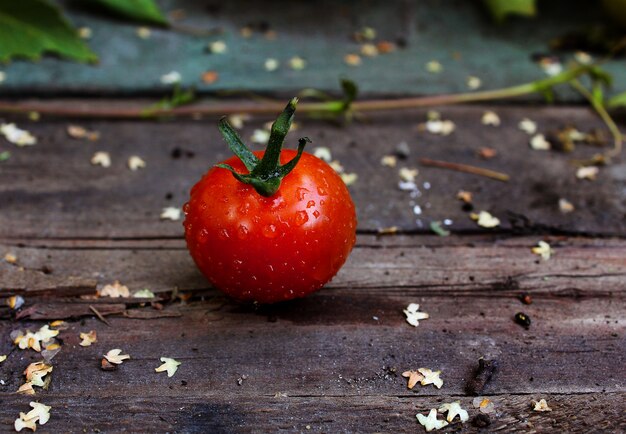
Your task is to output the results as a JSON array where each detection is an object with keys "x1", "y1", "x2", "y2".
[
  {"x1": 0, "y1": 394, "x2": 624, "y2": 433},
  {"x1": 0, "y1": 105, "x2": 624, "y2": 238}
]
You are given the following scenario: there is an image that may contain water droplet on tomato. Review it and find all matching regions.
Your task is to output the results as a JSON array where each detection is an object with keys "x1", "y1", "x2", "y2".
[
  {"x1": 313, "y1": 210, "x2": 320, "y2": 218},
  {"x1": 218, "y1": 228, "x2": 230, "y2": 240},
  {"x1": 296, "y1": 187, "x2": 310, "y2": 201},
  {"x1": 238, "y1": 202, "x2": 251, "y2": 215},
  {"x1": 294, "y1": 211, "x2": 309, "y2": 226},
  {"x1": 220, "y1": 196, "x2": 229, "y2": 203},
  {"x1": 238, "y1": 224, "x2": 249, "y2": 239},
  {"x1": 199, "y1": 201, "x2": 207, "y2": 211},
  {"x1": 317, "y1": 187, "x2": 327, "y2": 196},
  {"x1": 263, "y1": 224, "x2": 278, "y2": 238},
  {"x1": 183, "y1": 202, "x2": 190, "y2": 214},
  {"x1": 306, "y1": 200, "x2": 315, "y2": 208},
  {"x1": 198, "y1": 228, "x2": 209, "y2": 243},
  {"x1": 320, "y1": 200, "x2": 325, "y2": 205}
]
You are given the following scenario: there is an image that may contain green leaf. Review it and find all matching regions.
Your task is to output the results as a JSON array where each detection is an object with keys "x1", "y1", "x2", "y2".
[
  {"x1": 0, "y1": 0, "x2": 97, "y2": 63},
  {"x1": 142, "y1": 84, "x2": 196, "y2": 117},
  {"x1": 483, "y1": 0, "x2": 536, "y2": 23},
  {"x1": 88, "y1": 0, "x2": 168, "y2": 26},
  {"x1": 608, "y1": 91, "x2": 626, "y2": 108},
  {"x1": 429, "y1": 221, "x2": 450, "y2": 237}
]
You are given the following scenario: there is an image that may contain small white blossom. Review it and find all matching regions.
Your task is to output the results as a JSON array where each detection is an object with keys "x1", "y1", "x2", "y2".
[
  {"x1": 418, "y1": 368, "x2": 443, "y2": 389},
  {"x1": 160, "y1": 207, "x2": 181, "y2": 221},
  {"x1": 403, "y1": 303, "x2": 429, "y2": 327},
  {"x1": 312, "y1": 147, "x2": 332, "y2": 162},
  {"x1": 209, "y1": 40, "x2": 227, "y2": 54},
  {"x1": 531, "y1": 241, "x2": 554, "y2": 260},
  {"x1": 574, "y1": 51, "x2": 592, "y2": 65},
  {"x1": 160, "y1": 71, "x2": 182, "y2": 85},
  {"x1": 473, "y1": 397, "x2": 496, "y2": 413},
  {"x1": 104, "y1": 349, "x2": 130, "y2": 365},
  {"x1": 416, "y1": 409, "x2": 448, "y2": 431},
  {"x1": 380, "y1": 155, "x2": 397, "y2": 167},
  {"x1": 78, "y1": 27, "x2": 92, "y2": 39},
  {"x1": 136, "y1": 27, "x2": 151, "y2": 39},
  {"x1": 532, "y1": 398, "x2": 552, "y2": 412},
  {"x1": 127, "y1": 156, "x2": 146, "y2": 171},
  {"x1": 251, "y1": 129, "x2": 270, "y2": 144},
  {"x1": 399, "y1": 167, "x2": 418, "y2": 182},
  {"x1": 438, "y1": 401, "x2": 469, "y2": 422},
  {"x1": 576, "y1": 166, "x2": 599, "y2": 180},
  {"x1": 425, "y1": 61, "x2": 443, "y2": 73},
  {"x1": 467, "y1": 76, "x2": 481, "y2": 90},
  {"x1": 340, "y1": 173, "x2": 358, "y2": 185},
  {"x1": 472, "y1": 211, "x2": 500, "y2": 228},
  {"x1": 288, "y1": 57, "x2": 306, "y2": 70},
  {"x1": 155, "y1": 357, "x2": 181, "y2": 377},
  {"x1": 518, "y1": 118, "x2": 537, "y2": 135},
  {"x1": 558, "y1": 198, "x2": 574, "y2": 213},
  {"x1": 425, "y1": 119, "x2": 455, "y2": 135},
  {"x1": 133, "y1": 289, "x2": 155, "y2": 298},
  {"x1": 91, "y1": 152, "x2": 111, "y2": 167},
  {"x1": 264, "y1": 58, "x2": 279, "y2": 72},
  {"x1": 530, "y1": 134, "x2": 551, "y2": 150},
  {"x1": 481, "y1": 111, "x2": 500, "y2": 126},
  {"x1": 24, "y1": 402, "x2": 51, "y2": 425},
  {"x1": 0, "y1": 123, "x2": 37, "y2": 146},
  {"x1": 227, "y1": 114, "x2": 250, "y2": 129}
]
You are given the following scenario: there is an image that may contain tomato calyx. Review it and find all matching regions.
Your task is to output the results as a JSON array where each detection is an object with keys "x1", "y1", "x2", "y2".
[{"x1": 216, "y1": 97, "x2": 311, "y2": 197}]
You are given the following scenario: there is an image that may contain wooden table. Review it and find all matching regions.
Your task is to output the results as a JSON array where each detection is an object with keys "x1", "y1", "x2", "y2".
[{"x1": 1, "y1": 1, "x2": 625, "y2": 432}]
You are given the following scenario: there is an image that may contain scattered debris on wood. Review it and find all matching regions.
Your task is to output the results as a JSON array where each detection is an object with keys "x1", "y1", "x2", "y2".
[
  {"x1": 67, "y1": 125, "x2": 99, "y2": 141},
  {"x1": 79, "y1": 330, "x2": 97, "y2": 347},
  {"x1": 532, "y1": 398, "x2": 553, "y2": 412},
  {"x1": 418, "y1": 368, "x2": 444, "y2": 389},
  {"x1": 514, "y1": 312, "x2": 531, "y2": 329},
  {"x1": 403, "y1": 303, "x2": 429, "y2": 327},
  {"x1": 420, "y1": 158, "x2": 509, "y2": 182},
  {"x1": 466, "y1": 358, "x2": 498, "y2": 395},
  {"x1": 0, "y1": 123, "x2": 36, "y2": 146},
  {"x1": 402, "y1": 370, "x2": 424, "y2": 389},
  {"x1": 128, "y1": 156, "x2": 146, "y2": 171},
  {"x1": 104, "y1": 349, "x2": 130, "y2": 365},
  {"x1": 155, "y1": 357, "x2": 181, "y2": 377},
  {"x1": 416, "y1": 409, "x2": 448, "y2": 431},
  {"x1": 470, "y1": 211, "x2": 500, "y2": 228},
  {"x1": 532, "y1": 241, "x2": 554, "y2": 260},
  {"x1": 438, "y1": 401, "x2": 469, "y2": 423},
  {"x1": 472, "y1": 397, "x2": 496, "y2": 414},
  {"x1": 99, "y1": 281, "x2": 130, "y2": 298},
  {"x1": 160, "y1": 207, "x2": 182, "y2": 221},
  {"x1": 482, "y1": 111, "x2": 500, "y2": 126},
  {"x1": 90, "y1": 152, "x2": 111, "y2": 168}
]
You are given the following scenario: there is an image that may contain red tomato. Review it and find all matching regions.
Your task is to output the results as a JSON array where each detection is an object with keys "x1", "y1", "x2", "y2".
[{"x1": 184, "y1": 149, "x2": 357, "y2": 304}]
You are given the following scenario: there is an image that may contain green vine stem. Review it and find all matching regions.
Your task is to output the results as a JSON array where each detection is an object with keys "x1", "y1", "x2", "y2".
[
  {"x1": 570, "y1": 78, "x2": 623, "y2": 161},
  {"x1": 0, "y1": 65, "x2": 595, "y2": 119}
]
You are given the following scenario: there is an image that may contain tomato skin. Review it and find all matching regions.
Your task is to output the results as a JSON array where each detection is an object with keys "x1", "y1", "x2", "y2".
[{"x1": 184, "y1": 150, "x2": 357, "y2": 303}]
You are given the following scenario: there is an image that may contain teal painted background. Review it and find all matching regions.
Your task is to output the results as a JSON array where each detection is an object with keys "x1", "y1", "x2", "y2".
[{"x1": 0, "y1": 0, "x2": 624, "y2": 99}]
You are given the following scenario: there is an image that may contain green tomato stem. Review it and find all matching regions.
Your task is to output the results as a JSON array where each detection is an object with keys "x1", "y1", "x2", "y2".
[{"x1": 216, "y1": 98, "x2": 309, "y2": 197}]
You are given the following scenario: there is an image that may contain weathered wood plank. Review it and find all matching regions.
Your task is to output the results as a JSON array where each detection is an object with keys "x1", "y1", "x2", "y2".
[
  {"x1": 1, "y1": 106, "x2": 624, "y2": 238},
  {"x1": 1, "y1": 292, "x2": 623, "y2": 397},
  {"x1": 1, "y1": 235, "x2": 624, "y2": 298},
  {"x1": 0, "y1": 393, "x2": 624, "y2": 433},
  {"x1": 1, "y1": 0, "x2": 624, "y2": 100}
]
